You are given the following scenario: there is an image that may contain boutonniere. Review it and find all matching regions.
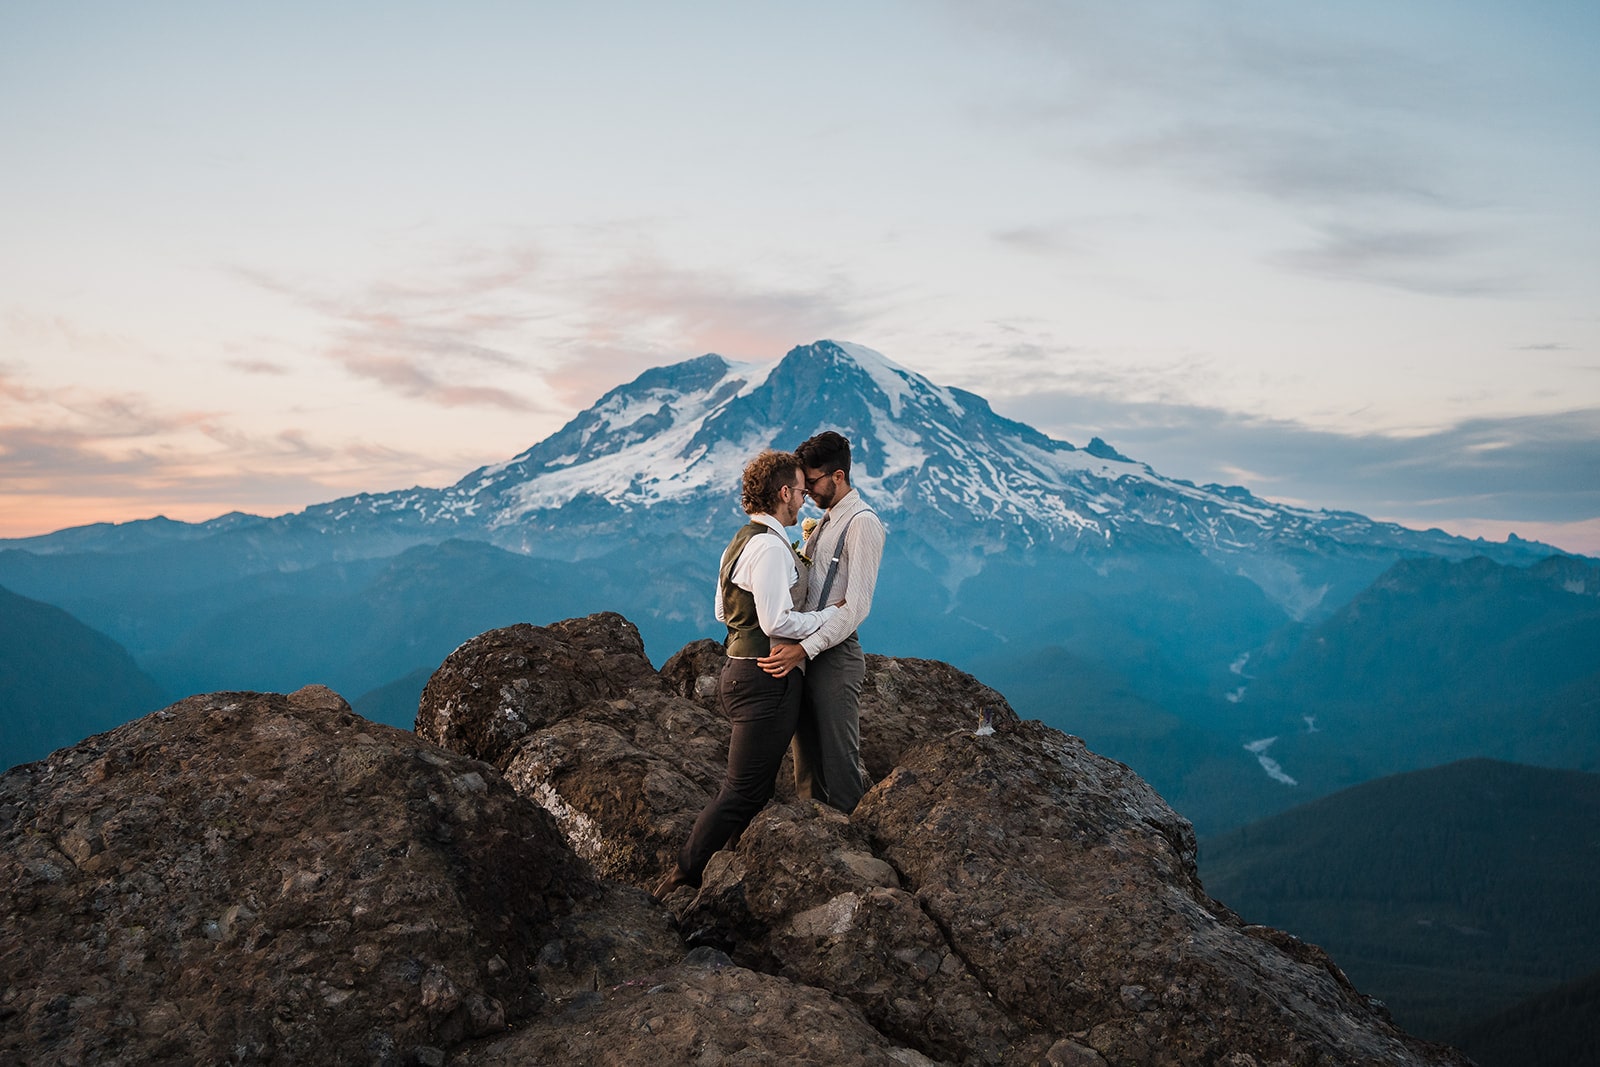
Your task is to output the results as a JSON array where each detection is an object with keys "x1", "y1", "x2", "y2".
[
  {"x1": 801, "y1": 517, "x2": 819, "y2": 540},
  {"x1": 791, "y1": 540, "x2": 813, "y2": 566}
]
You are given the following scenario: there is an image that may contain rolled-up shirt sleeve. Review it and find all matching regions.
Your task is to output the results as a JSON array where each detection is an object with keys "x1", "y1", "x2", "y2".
[{"x1": 715, "y1": 519, "x2": 836, "y2": 642}]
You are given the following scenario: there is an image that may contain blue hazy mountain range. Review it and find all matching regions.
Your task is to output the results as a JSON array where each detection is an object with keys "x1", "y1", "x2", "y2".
[
  {"x1": 0, "y1": 584, "x2": 166, "y2": 768},
  {"x1": 1199, "y1": 758, "x2": 1600, "y2": 1053},
  {"x1": 2, "y1": 340, "x2": 1594, "y2": 832}
]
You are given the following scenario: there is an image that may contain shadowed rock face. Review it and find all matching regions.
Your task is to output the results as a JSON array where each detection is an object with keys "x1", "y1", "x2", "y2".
[
  {"x1": 2, "y1": 615, "x2": 1472, "y2": 1066},
  {"x1": 0, "y1": 685, "x2": 599, "y2": 1065}
]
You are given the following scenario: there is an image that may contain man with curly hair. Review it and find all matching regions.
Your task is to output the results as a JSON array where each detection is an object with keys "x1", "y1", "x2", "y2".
[{"x1": 655, "y1": 450, "x2": 839, "y2": 896}]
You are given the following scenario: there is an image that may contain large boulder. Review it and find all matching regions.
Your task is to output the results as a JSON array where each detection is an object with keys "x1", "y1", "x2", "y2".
[
  {"x1": 499, "y1": 687, "x2": 729, "y2": 883},
  {"x1": 851, "y1": 721, "x2": 1468, "y2": 1065},
  {"x1": 428, "y1": 618, "x2": 1024, "y2": 887},
  {"x1": 415, "y1": 614, "x2": 657, "y2": 768},
  {"x1": 673, "y1": 802, "x2": 1047, "y2": 1065},
  {"x1": 853, "y1": 654, "x2": 1019, "y2": 784},
  {"x1": 0, "y1": 685, "x2": 599, "y2": 1065},
  {"x1": 418, "y1": 615, "x2": 732, "y2": 884}
]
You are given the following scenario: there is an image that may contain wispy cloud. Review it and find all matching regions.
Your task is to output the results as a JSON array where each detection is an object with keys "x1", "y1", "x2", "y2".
[
  {"x1": 226, "y1": 358, "x2": 291, "y2": 375},
  {"x1": 955, "y1": 2, "x2": 1531, "y2": 297},
  {"x1": 235, "y1": 247, "x2": 555, "y2": 413},
  {"x1": 1091, "y1": 121, "x2": 1453, "y2": 210},
  {"x1": 542, "y1": 255, "x2": 886, "y2": 405},
  {"x1": 996, "y1": 385, "x2": 1600, "y2": 543},
  {"x1": 0, "y1": 368, "x2": 470, "y2": 537},
  {"x1": 966, "y1": 3, "x2": 1475, "y2": 194},
  {"x1": 326, "y1": 346, "x2": 535, "y2": 411},
  {"x1": 1271, "y1": 223, "x2": 1519, "y2": 297},
  {"x1": 992, "y1": 225, "x2": 1093, "y2": 257},
  {"x1": 238, "y1": 242, "x2": 887, "y2": 413}
]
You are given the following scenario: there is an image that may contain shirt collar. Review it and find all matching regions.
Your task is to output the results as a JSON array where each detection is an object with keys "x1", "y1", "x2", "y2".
[
  {"x1": 826, "y1": 487, "x2": 862, "y2": 517},
  {"x1": 751, "y1": 514, "x2": 789, "y2": 536}
]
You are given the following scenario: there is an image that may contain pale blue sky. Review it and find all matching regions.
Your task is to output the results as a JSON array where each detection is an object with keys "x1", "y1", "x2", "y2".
[{"x1": 2, "y1": 1, "x2": 1597, "y2": 550}]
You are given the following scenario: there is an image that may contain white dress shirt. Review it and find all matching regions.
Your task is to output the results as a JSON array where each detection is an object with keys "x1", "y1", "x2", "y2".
[{"x1": 714, "y1": 514, "x2": 839, "y2": 657}]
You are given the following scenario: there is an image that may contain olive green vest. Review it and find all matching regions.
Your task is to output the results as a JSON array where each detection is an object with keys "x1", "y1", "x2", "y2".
[{"x1": 721, "y1": 520, "x2": 788, "y2": 657}]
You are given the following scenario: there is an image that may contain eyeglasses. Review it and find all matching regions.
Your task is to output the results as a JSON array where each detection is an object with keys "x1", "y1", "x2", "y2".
[{"x1": 804, "y1": 471, "x2": 835, "y2": 492}]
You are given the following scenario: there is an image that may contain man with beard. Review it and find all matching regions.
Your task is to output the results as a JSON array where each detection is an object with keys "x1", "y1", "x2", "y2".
[{"x1": 758, "y1": 431, "x2": 886, "y2": 814}]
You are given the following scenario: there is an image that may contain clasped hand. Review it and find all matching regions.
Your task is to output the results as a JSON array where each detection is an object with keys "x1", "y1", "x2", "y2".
[{"x1": 758, "y1": 598, "x2": 844, "y2": 677}]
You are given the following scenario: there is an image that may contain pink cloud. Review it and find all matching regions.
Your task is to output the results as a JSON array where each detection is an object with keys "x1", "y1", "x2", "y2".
[
  {"x1": 227, "y1": 359, "x2": 291, "y2": 375},
  {"x1": 0, "y1": 369, "x2": 471, "y2": 538},
  {"x1": 540, "y1": 257, "x2": 883, "y2": 406},
  {"x1": 236, "y1": 250, "x2": 557, "y2": 413}
]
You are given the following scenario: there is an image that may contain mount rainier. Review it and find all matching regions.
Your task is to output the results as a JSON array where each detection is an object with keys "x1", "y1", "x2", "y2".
[
  {"x1": 2, "y1": 340, "x2": 1587, "y2": 830},
  {"x1": 264, "y1": 340, "x2": 1548, "y2": 611}
]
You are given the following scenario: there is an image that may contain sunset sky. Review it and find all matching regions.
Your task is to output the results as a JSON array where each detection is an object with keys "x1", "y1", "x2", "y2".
[{"x1": 3, "y1": 2, "x2": 1597, "y2": 552}]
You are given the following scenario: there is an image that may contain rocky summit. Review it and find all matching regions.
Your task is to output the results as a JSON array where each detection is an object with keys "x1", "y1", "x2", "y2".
[{"x1": 1, "y1": 614, "x2": 1470, "y2": 1065}]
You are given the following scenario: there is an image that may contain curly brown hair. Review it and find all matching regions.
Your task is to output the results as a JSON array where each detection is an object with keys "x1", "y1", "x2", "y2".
[{"x1": 741, "y1": 450, "x2": 802, "y2": 516}]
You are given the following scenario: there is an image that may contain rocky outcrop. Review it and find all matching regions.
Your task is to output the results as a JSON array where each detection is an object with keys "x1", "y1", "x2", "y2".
[
  {"x1": 674, "y1": 801, "x2": 1046, "y2": 1064},
  {"x1": 415, "y1": 615, "x2": 659, "y2": 768},
  {"x1": 0, "y1": 684, "x2": 675, "y2": 1065},
  {"x1": 1, "y1": 615, "x2": 1472, "y2": 1066},
  {"x1": 854, "y1": 723, "x2": 1435, "y2": 1064},
  {"x1": 420, "y1": 617, "x2": 732, "y2": 884},
  {"x1": 418, "y1": 616, "x2": 1470, "y2": 1066}
]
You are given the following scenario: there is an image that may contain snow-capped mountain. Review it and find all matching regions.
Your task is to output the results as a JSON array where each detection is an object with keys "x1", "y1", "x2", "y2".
[
  {"x1": 3, "y1": 339, "x2": 1589, "y2": 833},
  {"x1": 288, "y1": 339, "x2": 1553, "y2": 617}
]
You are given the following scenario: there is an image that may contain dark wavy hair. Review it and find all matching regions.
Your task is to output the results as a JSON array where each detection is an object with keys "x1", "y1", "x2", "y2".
[
  {"x1": 741, "y1": 450, "x2": 802, "y2": 516},
  {"x1": 796, "y1": 430, "x2": 851, "y2": 480}
]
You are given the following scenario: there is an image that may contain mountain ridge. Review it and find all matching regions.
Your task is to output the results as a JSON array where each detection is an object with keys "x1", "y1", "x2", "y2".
[
  {"x1": 4, "y1": 340, "x2": 1572, "y2": 611},
  {"x1": 1200, "y1": 758, "x2": 1600, "y2": 1040},
  {"x1": 0, "y1": 584, "x2": 168, "y2": 769}
]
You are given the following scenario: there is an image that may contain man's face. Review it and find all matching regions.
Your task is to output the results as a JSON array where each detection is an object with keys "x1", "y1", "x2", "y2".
[
  {"x1": 779, "y1": 473, "x2": 805, "y2": 526},
  {"x1": 804, "y1": 467, "x2": 843, "y2": 509}
]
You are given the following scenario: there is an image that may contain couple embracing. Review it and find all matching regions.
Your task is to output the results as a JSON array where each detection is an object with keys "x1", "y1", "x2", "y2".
[{"x1": 657, "y1": 431, "x2": 886, "y2": 896}]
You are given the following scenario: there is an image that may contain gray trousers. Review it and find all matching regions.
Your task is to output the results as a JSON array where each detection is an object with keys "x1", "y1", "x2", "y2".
[{"x1": 791, "y1": 634, "x2": 868, "y2": 813}]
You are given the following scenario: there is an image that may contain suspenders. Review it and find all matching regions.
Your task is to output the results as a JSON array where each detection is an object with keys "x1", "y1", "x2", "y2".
[{"x1": 813, "y1": 509, "x2": 874, "y2": 610}]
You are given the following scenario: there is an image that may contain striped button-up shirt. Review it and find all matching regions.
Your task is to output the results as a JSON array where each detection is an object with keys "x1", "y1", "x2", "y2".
[{"x1": 797, "y1": 487, "x2": 886, "y2": 659}]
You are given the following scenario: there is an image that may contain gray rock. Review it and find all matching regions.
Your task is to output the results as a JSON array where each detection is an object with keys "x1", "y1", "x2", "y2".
[
  {"x1": 449, "y1": 958, "x2": 934, "y2": 1066},
  {"x1": 0, "y1": 686, "x2": 592, "y2": 1065},
  {"x1": 853, "y1": 721, "x2": 1470, "y2": 1065}
]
